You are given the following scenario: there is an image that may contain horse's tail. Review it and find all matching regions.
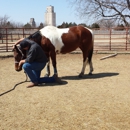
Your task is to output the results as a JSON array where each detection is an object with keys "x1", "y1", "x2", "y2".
[{"x1": 88, "y1": 31, "x2": 94, "y2": 64}]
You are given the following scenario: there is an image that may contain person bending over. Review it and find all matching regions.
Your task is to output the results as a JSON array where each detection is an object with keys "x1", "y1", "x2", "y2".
[{"x1": 14, "y1": 38, "x2": 62, "y2": 88}]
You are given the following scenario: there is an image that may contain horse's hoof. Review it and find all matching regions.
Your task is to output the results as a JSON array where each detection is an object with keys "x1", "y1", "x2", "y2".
[
  {"x1": 78, "y1": 73, "x2": 83, "y2": 78},
  {"x1": 44, "y1": 74, "x2": 50, "y2": 77},
  {"x1": 88, "y1": 72, "x2": 93, "y2": 76},
  {"x1": 53, "y1": 73, "x2": 58, "y2": 77}
]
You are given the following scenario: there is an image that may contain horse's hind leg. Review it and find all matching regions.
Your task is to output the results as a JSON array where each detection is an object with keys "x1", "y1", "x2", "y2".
[
  {"x1": 88, "y1": 48, "x2": 94, "y2": 75},
  {"x1": 79, "y1": 48, "x2": 93, "y2": 77},
  {"x1": 79, "y1": 56, "x2": 88, "y2": 78},
  {"x1": 78, "y1": 46, "x2": 88, "y2": 77},
  {"x1": 88, "y1": 61, "x2": 93, "y2": 75}
]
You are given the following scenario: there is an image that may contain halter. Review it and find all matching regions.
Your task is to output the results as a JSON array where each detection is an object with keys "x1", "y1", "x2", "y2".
[
  {"x1": 15, "y1": 61, "x2": 20, "y2": 63},
  {"x1": 15, "y1": 46, "x2": 25, "y2": 64}
]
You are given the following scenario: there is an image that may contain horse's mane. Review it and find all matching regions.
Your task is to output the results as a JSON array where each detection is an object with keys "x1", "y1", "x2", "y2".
[{"x1": 28, "y1": 31, "x2": 42, "y2": 45}]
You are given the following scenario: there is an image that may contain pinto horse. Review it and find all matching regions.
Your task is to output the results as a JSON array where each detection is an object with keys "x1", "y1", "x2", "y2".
[
  {"x1": 33, "y1": 25, "x2": 94, "y2": 77},
  {"x1": 14, "y1": 25, "x2": 94, "y2": 77}
]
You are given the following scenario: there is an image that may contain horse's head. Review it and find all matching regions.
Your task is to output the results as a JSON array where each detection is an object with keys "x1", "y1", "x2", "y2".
[{"x1": 12, "y1": 45, "x2": 26, "y2": 72}]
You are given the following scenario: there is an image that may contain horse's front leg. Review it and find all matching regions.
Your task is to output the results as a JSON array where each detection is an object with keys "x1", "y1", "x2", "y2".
[
  {"x1": 50, "y1": 50, "x2": 58, "y2": 76},
  {"x1": 45, "y1": 60, "x2": 50, "y2": 77},
  {"x1": 44, "y1": 52, "x2": 50, "y2": 77}
]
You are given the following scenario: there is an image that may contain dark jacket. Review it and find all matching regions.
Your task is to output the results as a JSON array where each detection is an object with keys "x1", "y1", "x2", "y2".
[{"x1": 21, "y1": 39, "x2": 48, "y2": 63}]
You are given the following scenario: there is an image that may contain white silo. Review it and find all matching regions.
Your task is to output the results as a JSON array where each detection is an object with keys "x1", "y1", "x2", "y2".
[
  {"x1": 30, "y1": 18, "x2": 36, "y2": 27},
  {"x1": 45, "y1": 5, "x2": 56, "y2": 26}
]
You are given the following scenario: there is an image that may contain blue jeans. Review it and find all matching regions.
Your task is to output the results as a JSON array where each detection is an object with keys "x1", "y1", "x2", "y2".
[{"x1": 22, "y1": 62, "x2": 55, "y2": 83}]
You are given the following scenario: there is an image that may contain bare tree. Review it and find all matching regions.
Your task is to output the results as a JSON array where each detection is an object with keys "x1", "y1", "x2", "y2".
[
  {"x1": 0, "y1": 15, "x2": 10, "y2": 27},
  {"x1": 97, "y1": 19, "x2": 115, "y2": 28},
  {"x1": 68, "y1": 0, "x2": 130, "y2": 26},
  {"x1": 0, "y1": 15, "x2": 24, "y2": 28},
  {"x1": 11, "y1": 21, "x2": 24, "y2": 28}
]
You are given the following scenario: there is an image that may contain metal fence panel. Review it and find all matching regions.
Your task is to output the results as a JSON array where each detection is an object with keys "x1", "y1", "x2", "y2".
[{"x1": 0, "y1": 27, "x2": 130, "y2": 52}]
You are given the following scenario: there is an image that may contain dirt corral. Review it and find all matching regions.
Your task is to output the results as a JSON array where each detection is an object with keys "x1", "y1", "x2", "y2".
[{"x1": 0, "y1": 53, "x2": 130, "y2": 130}]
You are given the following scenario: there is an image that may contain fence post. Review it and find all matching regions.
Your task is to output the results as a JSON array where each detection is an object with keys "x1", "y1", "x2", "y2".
[
  {"x1": 5, "y1": 28, "x2": 8, "y2": 52},
  {"x1": 2, "y1": 32, "x2": 3, "y2": 43},
  {"x1": 18, "y1": 33, "x2": 20, "y2": 39},
  {"x1": 11, "y1": 33, "x2": 13, "y2": 42},
  {"x1": 22, "y1": 28, "x2": 25, "y2": 38},
  {"x1": 109, "y1": 28, "x2": 111, "y2": 50},
  {"x1": 126, "y1": 28, "x2": 128, "y2": 50}
]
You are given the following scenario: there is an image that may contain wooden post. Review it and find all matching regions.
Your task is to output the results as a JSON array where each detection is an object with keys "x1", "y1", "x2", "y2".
[{"x1": 100, "y1": 53, "x2": 117, "y2": 60}]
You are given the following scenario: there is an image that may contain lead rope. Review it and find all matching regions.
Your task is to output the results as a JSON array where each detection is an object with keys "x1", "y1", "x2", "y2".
[{"x1": 0, "y1": 72, "x2": 28, "y2": 96}]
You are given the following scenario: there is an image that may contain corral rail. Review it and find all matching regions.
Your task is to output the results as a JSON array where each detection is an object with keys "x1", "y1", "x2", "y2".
[{"x1": 0, "y1": 27, "x2": 130, "y2": 52}]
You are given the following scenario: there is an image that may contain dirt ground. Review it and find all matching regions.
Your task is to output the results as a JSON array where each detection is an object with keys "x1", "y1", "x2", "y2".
[{"x1": 0, "y1": 53, "x2": 130, "y2": 130}]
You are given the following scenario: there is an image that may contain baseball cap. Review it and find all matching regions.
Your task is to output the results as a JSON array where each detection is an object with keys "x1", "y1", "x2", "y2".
[{"x1": 20, "y1": 40, "x2": 30, "y2": 50}]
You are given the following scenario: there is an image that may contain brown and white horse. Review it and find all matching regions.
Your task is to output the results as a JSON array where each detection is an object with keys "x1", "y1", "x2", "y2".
[{"x1": 15, "y1": 25, "x2": 94, "y2": 77}]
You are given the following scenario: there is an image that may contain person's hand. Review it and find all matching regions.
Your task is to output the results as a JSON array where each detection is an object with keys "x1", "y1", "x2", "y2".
[{"x1": 19, "y1": 60, "x2": 25, "y2": 67}]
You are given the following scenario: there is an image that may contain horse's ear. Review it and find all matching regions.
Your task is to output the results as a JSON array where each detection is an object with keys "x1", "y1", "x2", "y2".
[
  {"x1": 12, "y1": 45, "x2": 16, "y2": 52},
  {"x1": 13, "y1": 45, "x2": 20, "y2": 53},
  {"x1": 15, "y1": 45, "x2": 19, "y2": 51}
]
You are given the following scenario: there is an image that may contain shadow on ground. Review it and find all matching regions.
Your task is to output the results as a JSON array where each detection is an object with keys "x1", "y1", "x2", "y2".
[
  {"x1": 38, "y1": 80, "x2": 68, "y2": 87},
  {"x1": 61, "y1": 72, "x2": 119, "y2": 80}
]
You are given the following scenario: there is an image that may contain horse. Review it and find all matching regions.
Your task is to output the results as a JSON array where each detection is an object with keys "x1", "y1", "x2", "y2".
[{"x1": 14, "y1": 25, "x2": 94, "y2": 77}]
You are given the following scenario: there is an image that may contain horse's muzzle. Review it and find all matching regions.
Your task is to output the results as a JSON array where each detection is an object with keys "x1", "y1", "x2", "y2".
[
  {"x1": 16, "y1": 69, "x2": 22, "y2": 72},
  {"x1": 15, "y1": 67, "x2": 22, "y2": 72},
  {"x1": 15, "y1": 64, "x2": 22, "y2": 72}
]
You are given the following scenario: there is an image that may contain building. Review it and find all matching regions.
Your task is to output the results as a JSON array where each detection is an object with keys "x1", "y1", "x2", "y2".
[
  {"x1": 45, "y1": 5, "x2": 56, "y2": 26},
  {"x1": 30, "y1": 18, "x2": 36, "y2": 27}
]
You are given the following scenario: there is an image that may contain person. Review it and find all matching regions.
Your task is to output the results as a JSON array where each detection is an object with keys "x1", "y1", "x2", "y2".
[{"x1": 13, "y1": 38, "x2": 62, "y2": 88}]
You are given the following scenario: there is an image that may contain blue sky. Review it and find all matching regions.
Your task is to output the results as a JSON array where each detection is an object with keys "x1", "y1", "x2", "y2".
[{"x1": 0, "y1": 0, "x2": 87, "y2": 26}]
